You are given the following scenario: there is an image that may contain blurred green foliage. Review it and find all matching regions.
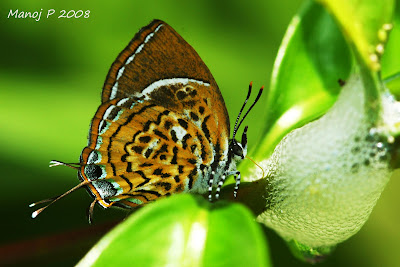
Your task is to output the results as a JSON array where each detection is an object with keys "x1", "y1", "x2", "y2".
[{"x1": 0, "y1": 0, "x2": 399, "y2": 266}]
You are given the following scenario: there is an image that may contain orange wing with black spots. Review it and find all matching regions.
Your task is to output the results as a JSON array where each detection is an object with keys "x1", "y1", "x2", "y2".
[
  {"x1": 77, "y1": 20, "x2": 233, "y2": 208},
  {"x1": 80, "y1": 80, "x2": 230, "y2": 208}
]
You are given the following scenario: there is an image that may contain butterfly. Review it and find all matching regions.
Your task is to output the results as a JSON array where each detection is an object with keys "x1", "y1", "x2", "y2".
[{"x1": 31, "y1": 19, "x2": 263, "y2": 221}]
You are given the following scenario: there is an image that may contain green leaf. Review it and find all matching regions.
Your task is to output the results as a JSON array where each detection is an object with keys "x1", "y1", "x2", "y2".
[
  {"x1": 316, "y1": 0, "x2": 395, "y2": 123},
  {"x1": 287, "y1": 240, "x2": 335, "y2": 264},
  {"x1": 382, "y1": 2, "x2": 400, "y2": 96},
  {"x1": 317, "y1": 0, "x2": 395, "y2": 72},
  {"x1": 77, "y1": 194, "x2": 270, "y2": 267},
  {"x1": 242, "y1": 0, "x2": 398, "y2": 175},
  {"x1": 241, "y1": 1, "x2": 352, "y2": 175}
]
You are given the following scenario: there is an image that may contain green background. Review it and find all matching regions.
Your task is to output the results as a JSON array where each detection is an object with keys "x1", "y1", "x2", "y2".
[{"x1": 0, "y1": 0, "x2": 399, "y2": 266}]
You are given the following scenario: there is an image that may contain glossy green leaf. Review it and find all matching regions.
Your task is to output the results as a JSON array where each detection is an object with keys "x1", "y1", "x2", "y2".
[
  {"x1": 316, "y1": 0, "x2": 396, "y2": 124},
  {"x1": 287, "y1": 240, "x2": 335, "y2": 264},
  {"x1": 317, "y1": 0, "x2": 395, "y2": 72},
  {"x1": 382, "y1": 2, "x2": 400, "y2": 96},
  {"x1": 242, "y1": 0, "x2": 398, "y2": 174},
  {"x1": 77, "y1": 194, "x2": 270, "y2": 267},
  {"x1": 241, "y1": 1, "x2": 352, "y2": 175}
]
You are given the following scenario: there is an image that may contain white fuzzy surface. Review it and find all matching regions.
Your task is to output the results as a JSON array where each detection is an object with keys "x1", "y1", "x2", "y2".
[{"x1": 255, "y1": 74, "x2": 394, "y2": 247}]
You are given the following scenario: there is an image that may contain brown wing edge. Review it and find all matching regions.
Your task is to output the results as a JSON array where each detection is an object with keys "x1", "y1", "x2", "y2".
[{"x1": 101, "y1": 19, "x2": 164, "y2": 103}]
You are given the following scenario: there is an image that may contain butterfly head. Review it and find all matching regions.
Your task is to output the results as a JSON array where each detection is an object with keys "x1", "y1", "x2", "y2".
[
  {"x1": 229, "y1": 125, "x2": 248, "y2": 161},
  {"x1": 230, "y1": 82, "x2": 263, "y2": 162}
]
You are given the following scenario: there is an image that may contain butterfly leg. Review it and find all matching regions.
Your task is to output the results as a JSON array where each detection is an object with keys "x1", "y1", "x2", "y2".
[
  {"x1": 208, "y1": 171, "x2": 215, "y2": 202},
  {"x1": 215, "y1": 174, "x2": 227, "y2": 200},
  {"x1": 87, "y1": 199, "x2": 97, "y2": 224},
  {"x1": 233, "y1": 171, "x2": 241, "y2": 198}
]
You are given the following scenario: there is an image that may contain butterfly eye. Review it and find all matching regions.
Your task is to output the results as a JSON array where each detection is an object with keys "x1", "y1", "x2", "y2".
[
  {"x1": 241, "y1": 126, "x2": 248, "y2": 149},
  {"x1": 231, "y1": 140, "x2": 244, "y2": 158}
]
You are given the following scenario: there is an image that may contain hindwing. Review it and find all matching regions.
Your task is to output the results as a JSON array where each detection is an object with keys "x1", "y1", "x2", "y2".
[{"x1": 80, "y1": 81, "x2": 229, "y2": 208}]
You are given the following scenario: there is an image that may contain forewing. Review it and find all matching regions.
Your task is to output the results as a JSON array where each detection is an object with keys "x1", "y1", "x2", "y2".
[{"x1": 103, "y1": 20, "x2": 219, "y2": 103}]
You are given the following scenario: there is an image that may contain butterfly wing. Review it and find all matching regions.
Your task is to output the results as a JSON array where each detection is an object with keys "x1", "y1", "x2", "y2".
[
  {"x1": 103, "y1": 20, "x2": 222, "y2": 105},
  {"x1": 81, "y1": 82, "x2": 229, "y2": 208},
  {"x1": 79, "y1": 20, "x2": 231, "y2": 208}
]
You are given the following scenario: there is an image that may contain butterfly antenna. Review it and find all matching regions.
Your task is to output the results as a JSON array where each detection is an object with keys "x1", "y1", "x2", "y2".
[
  {"x1": 232, "y1": 81, "x2": 253, "y2": 139},
  {"x1": 49, "y1": 160, "x2": 80, "y2": 170},
  {"x1": 30, "y1": 180, "x2": 90, "y2": 219},
  {"x1": 245, "y1": 156, "x2": 265, "y2": 178},
  {"x1": 236, "y1": 85, "x2": 264, "y2": 131}
]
